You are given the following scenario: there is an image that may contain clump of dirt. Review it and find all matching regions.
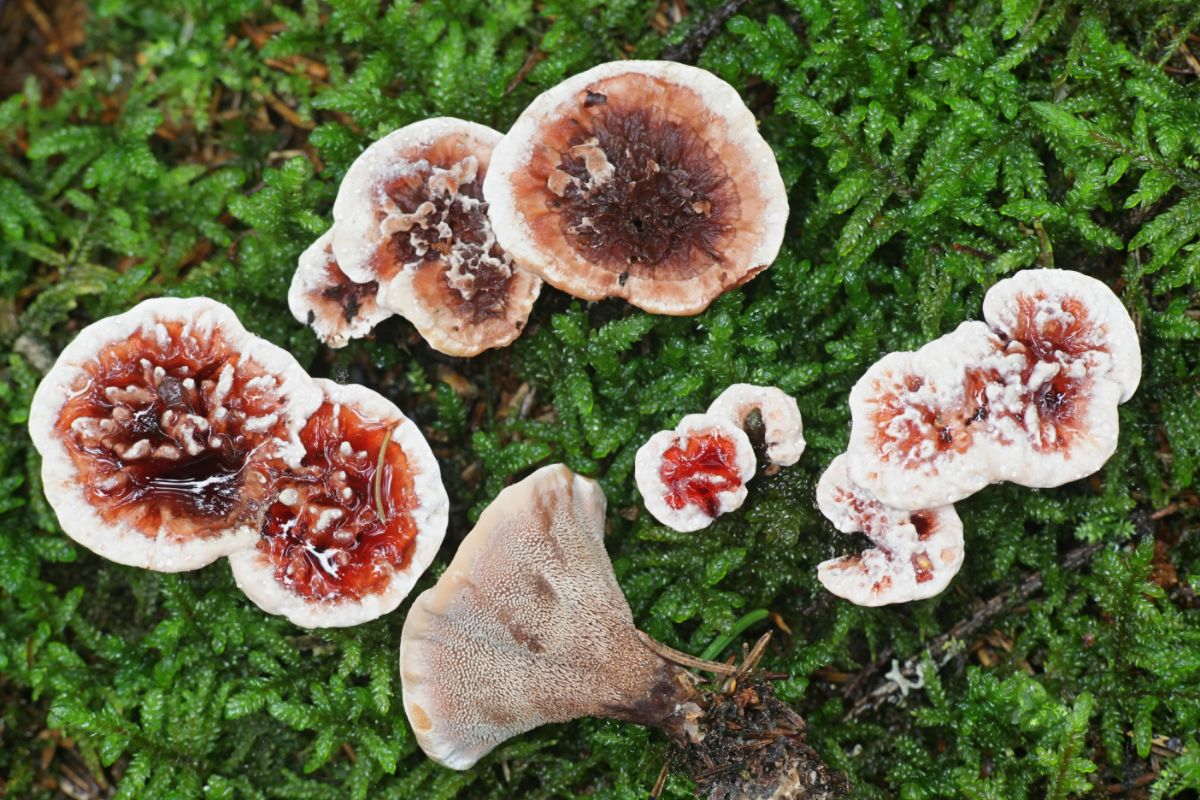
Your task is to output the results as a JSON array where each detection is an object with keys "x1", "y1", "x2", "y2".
[{"x1": 676, "y1": 678, "x2": 849, "y2": 800}]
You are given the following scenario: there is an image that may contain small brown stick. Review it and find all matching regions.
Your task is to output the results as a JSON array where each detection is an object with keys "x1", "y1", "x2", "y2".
[
  {"x1": 660, "y1": 0, "x2": 754, "y2": 64},
  {"x1": 843, "y1": 539, "x2": 1117, "y2": 720},
  {"x1": 635, "y1": 630, "x2": 739, "y2": 675},
  {"x1": 649, "y1": 763, "x2": 669, "y2": 799},
  {"x1": 373, "y1": 426, "x2": 394, "y2": 523}
]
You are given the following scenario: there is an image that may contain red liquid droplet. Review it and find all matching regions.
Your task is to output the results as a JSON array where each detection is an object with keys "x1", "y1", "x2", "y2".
[
  {"x1": 258, "y1": 402, "x2": 419, "y2": 601},
  {"x1": 658, "y1": 432, "x2": 743, "y2": 518}
]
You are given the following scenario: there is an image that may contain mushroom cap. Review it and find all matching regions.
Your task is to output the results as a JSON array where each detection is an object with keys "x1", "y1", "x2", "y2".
[
  {"x1": 846, "y1": 321, "x2": 1000, "y2": 509},
  {"x1": 483, "y1": 60, "x2": 788, "y2": 315},
  {"x1": 816, "y1": 454, "x2": 964, "y2": 606},
  {"x1": 983, "y1": 268, "x2": 1141, "y2": 402},
  {"x1": 28, "y1": 297, "x2": 321, "y2": 572},
  {"x1": 634, "y1": 414, "x2": 757, "y2": 531},
  {"x1": 706, "y1": 383, "x2": 805, "y2": 466},
  {"x1": 331, "y1": 117, "x2": 542, "y2": 356},
  {"x1": 228, "y1": 379, "x2": 448, "y2": 628},
  {"x1": 401, "y1": 464, "x2": 692, "y2": 769},
  {"x1": 288, "y1": 231, "x2": 391, "y2": 348},
  {"x1": 847, "y1": 269, "x2": 1140, "y2": 509}
]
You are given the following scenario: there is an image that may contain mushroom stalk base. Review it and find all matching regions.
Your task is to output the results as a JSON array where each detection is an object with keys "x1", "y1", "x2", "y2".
[{"x1": 674, "y1": 679, "x2": 850, "y2": 800}]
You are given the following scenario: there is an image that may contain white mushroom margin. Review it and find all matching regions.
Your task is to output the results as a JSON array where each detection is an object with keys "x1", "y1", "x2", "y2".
[
  {"x1": 228, "y1": 379, "x2": 448, "y2": 629},
  {"x1": 28, "y1": 297, "x2": 321, "y2": 572}
]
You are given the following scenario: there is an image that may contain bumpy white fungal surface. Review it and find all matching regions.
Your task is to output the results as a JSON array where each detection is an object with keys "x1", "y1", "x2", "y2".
[
  {"x1": 288, "y1": 231, "x2": 391, "y2": 348},
  {"x1": 846, "y1": 269, "x2": 1141, "y2": 510},
  {"x1": 484, "y1": 60, "x2": 788, "y2": 316},
  {"x1": 400, "y1": 464, "x2": 697, "y2": 770},
  {"x1": 28, "y1": 298, "x2": 321, "y2": 572},
  {"x1": 330, "y1": 117, "x2": 541, "y2": 356},
  {"x1": 706, "y1": 383, "x2": 806, "y2": 466},
  {"x1": 228, "y1": 379, "x2": 448, "y2": 629},
  {"x1": 634, "y1": 414, "x2": 756, "y2": 532},
  {"x1": 816, "y1": 455, "x2": 964, "y2": 606}
]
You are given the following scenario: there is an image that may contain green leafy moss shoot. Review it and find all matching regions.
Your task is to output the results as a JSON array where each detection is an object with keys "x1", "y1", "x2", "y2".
[{"x1": 1, "y1": 1, "x2": 1198, "y2": 798}]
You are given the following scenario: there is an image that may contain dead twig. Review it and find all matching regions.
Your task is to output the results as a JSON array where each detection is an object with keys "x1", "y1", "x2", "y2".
[
  {"x1": 843, "y1": 539, "x2": 1110, "y2": 721},
  {"x1": 660, "y1": 0, "x2": 754, "y2": 64}
]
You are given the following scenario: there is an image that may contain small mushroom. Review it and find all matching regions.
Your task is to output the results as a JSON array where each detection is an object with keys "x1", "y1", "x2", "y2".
[
  {"x1": 28, "y1": 298, "x2": 322, "y2": 571},
  {"x1": 634, "y1": 414, "x2": 757, "y2": 531},
  {"x1": 846, "y1": 269, "x2": 1141, "y2": 510},
  {"x1": 228, "y1": 379, "x2": 448, "y2": 628},
  {"x1": 331, "y1": 117, "x2": 542, "y2": 356},
  {"x1": 816, "y1": 455, "x2": 964, "y2": 606},
  {"x1": 400, "y1": 464, "x2": 702, "y2": 769},
  {"x1": 484, "y1": 60, "x2": 788, "y2": 315},
  {"x1": 288, "y1": 230, "x2": 391, "y2": 348},
  {"x1": 706, "y1": 383, "x2": 806, "y2": 466}
]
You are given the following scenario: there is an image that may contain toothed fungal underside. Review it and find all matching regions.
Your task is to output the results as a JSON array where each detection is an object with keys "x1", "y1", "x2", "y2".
[
  {"x1": 402, "y1": 467, "x2": 693, "y2": 770},
  {"x1": 55, "y1": 323, "x2": 292, "y2": 539},
  {"x1": 369, "y1": 141, "x2": 517, "y2": 325},
  {"x1": 260, "y1": 401, "x2": 419, "y2": 601}
]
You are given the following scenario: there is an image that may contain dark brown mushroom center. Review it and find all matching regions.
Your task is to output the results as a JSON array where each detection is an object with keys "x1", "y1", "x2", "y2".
[
  {"x1": 374, "y1": 155, "x2": 515, "y2": 323},
  {"x1": 546, "y1": 104, "x2": 735, "y2": 278},
  {"x1": 258, "y1": 402, "x2": 419, "y2": 601},
  {"x1": 55, "y1": 325, "x2": 291, "y2": 538},
  {"x1": 316, "y1": 251, "x2": 379, "y2": 325}
]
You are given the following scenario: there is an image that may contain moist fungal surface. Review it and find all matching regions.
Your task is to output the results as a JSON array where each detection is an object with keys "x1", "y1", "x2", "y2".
[
  {"x1": 545, "y1": 102, "x2": 735, "y2": 278},
  {"x1": 869, "y1": 287, "x2": 1107, "y2": 472},
  {"x1": 55, "y1": 323, "x2": 294, "y2": 539},
  {"x1": 258, "y1": 401, "x2": 420, "y2": 601},
  {"x1": 658, "y1": 431, "x2": 744, "y2": 518},
  {"x1": 370, "y1": 142, "x2": 517, "y2": 324},
  {"x1": 312, "y1": 247, "x2": 379, "y2": 326}
]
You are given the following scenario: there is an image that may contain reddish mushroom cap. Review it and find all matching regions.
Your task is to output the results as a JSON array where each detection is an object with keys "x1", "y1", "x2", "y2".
[
  {"x1": 706, "y1": 383, "x2": 805, "y2": 466},
  {"x1": 483, "y1": 61, "x2": 788, "y2": 315},
  {"x1": 28, "y1": 298, "x2": 321, "y2": 571},
  {"x1": 816, "y1": 454, "x2": 964, "y2": 606},
  {"x1": 331, "y1": 117, "x2": 542, "y2": 356},
  {"x1": 634, "y1": 414, "x2": 757, "y2": 531},
  {"x1": 846, "y1": 269, "x2": 1140, "y2": 509},
  {"x1": 288, "y1": 230, "x2": 391, "y2": 348},
  {"x1": 400, "y1": 464, "x2": 699, "y2": 769},
  {"x1": 228, "y1": 379, "x2": 448, "y2": 628}
]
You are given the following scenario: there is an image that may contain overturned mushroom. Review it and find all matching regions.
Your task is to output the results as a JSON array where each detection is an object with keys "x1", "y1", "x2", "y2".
[
  {"x1": 29, "y1": 298, "x2": 321, "y2": 571},
  {"x1": 634, "y1": 414, "x2": 756, "y2": 531},
  {"x1": 331, "y1": 117, "x2": 542, "y2": 356},
  {"x1": 816, "y1": 455, "x2": 964, "y2": 606},
  {"x1": 401, "y1": 464, "x2": 700, "y2": 768},
  {"x1": 228, "y1": 379, "x2": 448, "y2": 628},
  {"x1": 707, "y1": 383, "x2": 805, "y2": 467},
  {"x1": 288, "y1": 231, "x2": 391, "y2": 348},
  {"x1": 846, "y1": 269, "x2": 1141, "y2": 509},
  {"x1": 484, "y1": 61, "x2": 788, "y2": 315},
  {"x1": 400, "y1": 464, "x2": 848, "y2": 798}
]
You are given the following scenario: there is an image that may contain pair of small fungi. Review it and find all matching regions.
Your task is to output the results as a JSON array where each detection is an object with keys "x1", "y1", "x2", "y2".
[
  {"x1": 817, "y1": 269, "x2": 1141, "y2": 606},
  {"x1": 290, "y1": 60, "x2": 788, "y2": 355},
  {"x1": 636, "y1": 384, "x2": 805, "y2": 531},
  {"x1": 29, "y1": 298, "x2": 448, "y2": 628},
  {"x1": 400, "y1": 465, "x2": 846, "y2": 799}
]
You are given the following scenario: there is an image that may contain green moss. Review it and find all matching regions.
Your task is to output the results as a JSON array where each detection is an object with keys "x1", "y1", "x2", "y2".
[{"x1": 1, "y1": 1, "x2": 1198, "y2": 797}]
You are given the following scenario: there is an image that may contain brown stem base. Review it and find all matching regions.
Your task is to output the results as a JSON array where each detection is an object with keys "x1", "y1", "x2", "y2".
[{"x1": 673, "y1": 679, "x2": 850, "y2": 800}]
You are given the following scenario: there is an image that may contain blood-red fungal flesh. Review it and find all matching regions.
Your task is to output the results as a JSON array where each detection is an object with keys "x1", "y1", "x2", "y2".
[
  {"x1": 658, "y1": 432, "x2": 745, "y2": 518},
  {"x1": 259, "y1": 401, "x2": 420, "y2": 602},
  {"x1": 54, "y1": 322, "x2": 294, "y2": 541}
]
